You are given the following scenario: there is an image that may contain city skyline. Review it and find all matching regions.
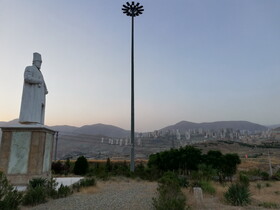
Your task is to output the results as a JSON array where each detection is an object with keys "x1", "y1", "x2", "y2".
[{"x1": 0, "y1": 0, "x2": 280, "y2": 131}]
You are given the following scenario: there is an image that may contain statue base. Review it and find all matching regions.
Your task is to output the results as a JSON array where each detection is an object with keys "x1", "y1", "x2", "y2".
[{"x1": 0, "y1": 124, "x2": 55, "y2": 185}]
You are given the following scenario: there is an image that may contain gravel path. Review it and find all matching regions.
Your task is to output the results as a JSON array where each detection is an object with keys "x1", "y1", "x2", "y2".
[{"x1": 24, "y1": 178, "x2": 158, "y2": 210}]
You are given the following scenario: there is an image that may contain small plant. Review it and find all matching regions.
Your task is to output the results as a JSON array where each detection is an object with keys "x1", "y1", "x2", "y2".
[
  {"x1": 256, "y1": 183, "x2": 262, "y2": 193},
  {"x1": 265, "y1": 182, "x2": 271, "y2": 187},
  {"x1": 274, "y1": 191, "x2": 280, "y2": 195},
  {"x1": 224, "y1": 183, "x2": 251, "y2": 206},
  {"x1": 258, "y1": 202, "x2": 279, "y2": 209},
  {"x1": 0, "y1": 171, "x2": 23, "y2": 210}
]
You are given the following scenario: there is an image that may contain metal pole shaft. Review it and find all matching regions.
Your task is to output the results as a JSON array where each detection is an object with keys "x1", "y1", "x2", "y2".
[{"x1": 130, "y1": 15, "x2": 135, "y2": 172}]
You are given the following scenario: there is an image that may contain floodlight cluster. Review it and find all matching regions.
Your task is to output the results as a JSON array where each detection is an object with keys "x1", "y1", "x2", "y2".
[{"x1": 122, "y1": 1, "x2": 144, "y2": 17}]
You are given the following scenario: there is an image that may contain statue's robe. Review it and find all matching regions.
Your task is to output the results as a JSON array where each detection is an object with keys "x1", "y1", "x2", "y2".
[{"x1": 19, "y1": 65, "x2": 48, "y2": 124}]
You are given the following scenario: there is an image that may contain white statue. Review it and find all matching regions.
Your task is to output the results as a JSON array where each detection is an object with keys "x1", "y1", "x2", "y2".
[{"x1": 19, "y1": 53, "x2": 48, "y2": 124}]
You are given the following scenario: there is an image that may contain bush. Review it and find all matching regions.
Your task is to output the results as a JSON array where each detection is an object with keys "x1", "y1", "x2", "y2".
[
  {"x1": 29, "y1": 177, "x2": 47, "y2": 188},
  {"x1": 134, "y1": 162, "x2": 147, "y2": 179},
  {"x1": 72, "y1": 177, "x2": 96, "y2": 192},
  {"x1": 52, "y1": 161, "x2": 64, "y2": 174},
  {"x1": 261, "y1": 171, "x2": 269, "y2": 180},
  {"x1": 178, "y1": 175, "x2": 189, "y2": 188},
  {"x1": 266, "y1": 182, "x2": 272, "y2": 187},
  {"x1": 52, "y1": 159, "x2": 72, "y2": 175},
  {"x1": 199, "y1": 181, "x2": 216, "y2": 195},
  {"x1": 239, "y1": 173, "x2": 250, "y2": 187},
  {"x1": 191, "y1": 180, "x2": 216, "y2": 195},
  {"x1": 57, "y1": 184, "x2": 71, "y2": 198},
  {"x1": 0, "y1": 171, "x2": 23, "y2": 210},
  {"x1": 73, "y1": 156, "x2": 89, "y2": 175},
  {"x1": 22, "y1": 186, "x2": 47, "y2": 206},
  {"x1": 224, "y1": 183, "x2": 251, "y2": 206},
  {"x1": 79, "y1": 177, "x2": 96, "y2": 187},
  {"x1": 243, "y1": 168, "x2": 269, "y2": 181},
  {"x1": 195, "y1": 164, "x2": 216, "y2": 181},
  {"x1": 46, "y1": 177, "x2": 58, "y2": 199},
  {"x1": 23, "y1": 177, "x2": 73, "y2": 205},
  {"x1": 152, "y1": 172, "x2": 186, "y2": 210},
  {"x1": 271, "y1": 169, "x2": 280, "y2": 180}
]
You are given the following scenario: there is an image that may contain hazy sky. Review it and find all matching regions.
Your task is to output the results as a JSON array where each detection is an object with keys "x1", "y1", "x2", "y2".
[{"x1": 0, "y1": 0, "x2": 280, "y2": 131}]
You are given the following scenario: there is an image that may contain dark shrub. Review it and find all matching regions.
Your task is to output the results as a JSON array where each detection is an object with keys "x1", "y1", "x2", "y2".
[
  {"x1": 224, "y1": 183, "x2": 251, "y2": 206},
  {"x1": 79, "y1": 177, "x2": 96, "y2": 187},
  {"x1": 57, "y1": 184, "x2": 71, "y2": 198},
  {"x1": 105, "y1": 158, "x2": 112, "y2": 173},
  {"x1": 22, "y1": 186, "x2": 47, "y2": 206},
  {"x1": 260, "y1": 171, "x2": 269, "y2": 180},
  {"x1": 51, "y1": 161, "x2": 64, "y2": 174},
  {"x1": 239, "y1": 173, "x2": 250, "y2": 187},
  {"x1": 46, "y1": 177, "x2": 58, "y2": 199},
  {"x1": 0, "y1": 171, "x2": 23, "y2": 210},
  {"x1": 134, "y1": 162, "x2": 147, "y2": 179},
  {"x1": 52, "y1": 159, "x2": 71, "y2": 175},
  {"x1": 178, "y1": 175, "x2": 189, "y2": 188},
  {"x1": 152, "y1": 172, "x2": 186, "y2": 210},
  {"x1": 29, "y1": 177, "x2": 47, "y2": 188},
  {"x1": 73, "y1": 156, "x2": 89, "y2": 175}
]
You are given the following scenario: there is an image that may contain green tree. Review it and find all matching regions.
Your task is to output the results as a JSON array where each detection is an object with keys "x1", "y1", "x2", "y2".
[
  {"x1": 220, "y1": 154, "x2": 241, "y2": 181},
  {"x1": 203, "y1": 150, "x2": 223, "y2": 169},
  {"x1": 73, "y1": 156, "x2": 89, "y2": 175},
  {"x1": 181, "y1": 146, "x2": 202, "y2": 174}
]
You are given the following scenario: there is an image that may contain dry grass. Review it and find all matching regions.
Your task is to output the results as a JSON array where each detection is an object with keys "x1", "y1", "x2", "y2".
[
  {"x1": 250, "y1": 181, "x2": 280, "y2": 205},
  {"x1": 182, "y1": 180, "x2": 280, "y2": 209}
]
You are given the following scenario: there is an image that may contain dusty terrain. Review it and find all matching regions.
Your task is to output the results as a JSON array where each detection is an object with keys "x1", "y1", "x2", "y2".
[{"x1": 21, "y1": 177, "x2": 280, "y2": 210}]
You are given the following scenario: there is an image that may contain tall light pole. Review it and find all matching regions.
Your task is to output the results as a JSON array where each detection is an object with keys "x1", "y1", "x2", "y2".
[{"x1": 122, "y1": 2, "x2": 144, "y2": 172}]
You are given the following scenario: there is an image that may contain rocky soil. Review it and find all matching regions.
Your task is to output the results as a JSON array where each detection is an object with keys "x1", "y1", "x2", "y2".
[{"x1": 23, "y1": 178, "x2": 157, "y2": 210}]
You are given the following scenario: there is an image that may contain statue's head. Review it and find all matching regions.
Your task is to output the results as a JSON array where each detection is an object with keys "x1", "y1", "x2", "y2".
[{"x1": 32, "y1": 52, "x2": 42, "y2": 70}]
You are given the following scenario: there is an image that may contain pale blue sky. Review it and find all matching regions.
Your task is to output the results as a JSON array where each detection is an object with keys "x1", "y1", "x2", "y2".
[{"x1": 0, "y1": 0, "x2": 279, "y2": 131}]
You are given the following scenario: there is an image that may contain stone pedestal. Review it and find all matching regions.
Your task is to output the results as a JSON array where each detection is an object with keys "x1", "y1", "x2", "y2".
[{"x1": 0, "y1": 125, "x2": 55, "y2": 185}]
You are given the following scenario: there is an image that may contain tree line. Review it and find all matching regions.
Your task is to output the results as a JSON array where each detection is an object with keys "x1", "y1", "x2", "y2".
[{"x1": 148, "y1": 146, "x2": 241, "y2": 182}]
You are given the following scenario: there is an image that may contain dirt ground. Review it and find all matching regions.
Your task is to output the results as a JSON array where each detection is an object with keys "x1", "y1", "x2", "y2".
[{"x1": 184, "y1": 181, "x2": 280, "y2": 210}]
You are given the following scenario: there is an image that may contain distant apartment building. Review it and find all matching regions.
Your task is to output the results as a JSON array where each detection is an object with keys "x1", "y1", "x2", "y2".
[{"x1": 271, "y1": 127, "x2": 280, "y2": 140}]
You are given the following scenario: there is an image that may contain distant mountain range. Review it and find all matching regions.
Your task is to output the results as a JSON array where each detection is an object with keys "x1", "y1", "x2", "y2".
[
  {"x1": 0, "y1": 119, "x2": 272, "y2": 138},
  {"x1": 0, "y1": 119, "x2": 277, "y2": 160},
  {"x1": 161, "y1": 121, "x2": 267, "y2": 132}
]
